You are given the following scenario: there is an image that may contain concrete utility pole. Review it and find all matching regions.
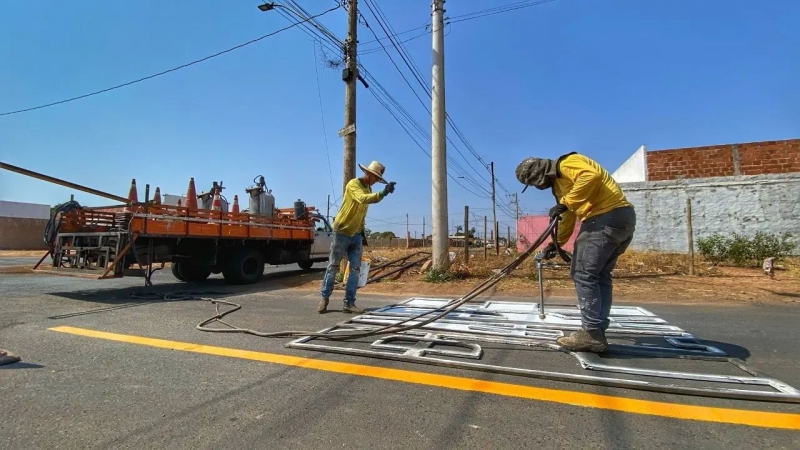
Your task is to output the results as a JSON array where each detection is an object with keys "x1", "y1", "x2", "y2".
[
  {"x1": 326, "y1": 194, "x2": 331, "y2": 223},
  {"x1": 490, "y1": 162, "x2": 498, "y2": 255},
  {"x1": 422, "y1": 216, "x2": 426, "y2": 247},
  {"x1": 431, "y1": 0, "x2": 449, "y2": 270},
  {"x1": 483, "y1": 215, "x2": 488, "y2": 260},
  {"x1": 341, "y1": 0, "x2": 358, "y2": 194},
  {"x1": 406, "y1": 213, "x2": 410, "y2": 248},
  {"x1": 511, "y1": 192, "x2": 519, "y2": 250}
]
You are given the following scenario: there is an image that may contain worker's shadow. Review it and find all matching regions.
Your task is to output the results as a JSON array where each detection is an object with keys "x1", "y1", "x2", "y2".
[
  {"x1": 609, "y1": 335, "x2": 751, "y2": 361},
  {"x1": 0, "y1": 362, "x2": 45, "y2": 370}
]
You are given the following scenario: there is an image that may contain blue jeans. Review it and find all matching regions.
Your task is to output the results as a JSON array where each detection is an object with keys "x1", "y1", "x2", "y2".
[
  {"x1": 320, "y1": 232, "x2": 364, "y2": 306},
  {"x1": 570, "y1": 206, "x2": 636, "y2": 331}
]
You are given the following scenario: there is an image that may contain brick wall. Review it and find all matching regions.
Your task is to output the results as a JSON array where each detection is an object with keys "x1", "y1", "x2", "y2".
[
  {"x1": 0, "y1": 218, "x2": 48, "y2": 250},
  {"x1": 647, "y1": 139, "x2": 800, "y2": 181}
]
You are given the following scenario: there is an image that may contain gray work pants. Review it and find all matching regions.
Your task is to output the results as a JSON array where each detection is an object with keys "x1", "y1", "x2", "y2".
[{"x1": 570, "y1": 206, "x2": 636, "y2": 331}]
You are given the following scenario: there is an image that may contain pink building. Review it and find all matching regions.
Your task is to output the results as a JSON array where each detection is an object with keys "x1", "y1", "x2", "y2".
[{"x1": 517, "y1": 215, "x2": 580, "y2": 253}]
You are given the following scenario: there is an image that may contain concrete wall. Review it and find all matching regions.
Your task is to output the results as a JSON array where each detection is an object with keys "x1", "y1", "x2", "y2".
[
  {"x1": 620, "y1": 173, "x2": 800, "y2": 254},
  {"x1": 611, "y1": 145, "x2": 648, "y2": 183},
  {"x1": 646, "y1": 138, "x2": 800, "y2": 181},
  {"x1": 0, "y1": 217, "x2": 48, "y2": 250}
]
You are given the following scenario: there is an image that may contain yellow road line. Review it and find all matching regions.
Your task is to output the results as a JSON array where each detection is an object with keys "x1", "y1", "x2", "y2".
[{"x1": 49, "y1": 325, "x2": 800, "y2": 430}]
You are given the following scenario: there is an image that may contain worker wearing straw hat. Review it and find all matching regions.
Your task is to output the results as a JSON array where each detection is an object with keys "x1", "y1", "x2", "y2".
[{"x1": 319, "y1": 161, "x2": 396, "y2": 314}]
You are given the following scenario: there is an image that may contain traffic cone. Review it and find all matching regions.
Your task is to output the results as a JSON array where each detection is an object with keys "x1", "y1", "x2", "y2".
[
  {"x1": 153, "y1": 187, "x2": 162, "y2": 205},
  {"x1": 177, "y1": 198, "x2": 182, "y2": 207},
  {"x1": 232, "y1": 195, "x2": 240, "y2": 214},
  {"x1": 210, "y1": 188, "x2": 222, "y2": 211},
  {"x1": 184, "y1": 177, "x2": 198, "y2": 210},
  {"x1": 124, "y1": 178, "x2": 138, "y2": 212}
]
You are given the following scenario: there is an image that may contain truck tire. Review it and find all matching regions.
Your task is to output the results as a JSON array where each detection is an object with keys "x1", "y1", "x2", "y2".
[
  {"x1": 172, "y1": 260, "x2": 212, "y2": 283},
  {"x1": 297, "y1": 260, "x2": 314, "y2": 270},
  {"x1": 222, "y1": 248, "x2": 265, "y2": 285}
]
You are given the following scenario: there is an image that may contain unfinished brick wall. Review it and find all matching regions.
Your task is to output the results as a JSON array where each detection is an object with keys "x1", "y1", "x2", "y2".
[{"x1": 646, "y1": 139, "x2": 800, "y2": 181}]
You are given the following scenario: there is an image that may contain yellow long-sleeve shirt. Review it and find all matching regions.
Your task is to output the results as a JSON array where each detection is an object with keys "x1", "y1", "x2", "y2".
[
  {"x1": 332, "y1": 178, "x2": 386, "y2": 237},
  {"x1": 553, "y1": 154, "x2": 632, "y2": 245}
]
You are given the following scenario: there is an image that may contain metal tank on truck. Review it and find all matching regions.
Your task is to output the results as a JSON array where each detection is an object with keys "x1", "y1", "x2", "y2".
[
  {"x1": 245, "y1": 175, "x2": 275, "y2": 217},
  {"x1": 198, "y1": 181, "x2": 229, "y2": 212}
]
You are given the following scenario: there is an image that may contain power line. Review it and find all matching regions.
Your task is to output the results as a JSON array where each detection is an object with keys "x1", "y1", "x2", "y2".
[
  {"x1": 312, "y1": 40, "x2": 337, "y2": 199},
  {"x1": 0, "y1": 4, "x2": 342, "y2": 117},
  {"x1": 447, "y1": 0, "x2": 559, "y2": 24}
]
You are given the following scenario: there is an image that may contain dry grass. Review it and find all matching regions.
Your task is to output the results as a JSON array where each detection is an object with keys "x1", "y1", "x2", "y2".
[{"x1": 0, "y1": 250, "x2": 47, "y2": 257}]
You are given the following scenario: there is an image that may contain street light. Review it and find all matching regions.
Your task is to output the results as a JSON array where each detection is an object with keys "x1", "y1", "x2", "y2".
[{"x1": 257, "y1": 3, "x2": 276, "y2": 11}]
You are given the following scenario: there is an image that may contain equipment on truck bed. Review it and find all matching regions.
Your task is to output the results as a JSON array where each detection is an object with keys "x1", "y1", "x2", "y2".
[{"x1": 0, "y1": 161, "x2": 320, "y2": 286}]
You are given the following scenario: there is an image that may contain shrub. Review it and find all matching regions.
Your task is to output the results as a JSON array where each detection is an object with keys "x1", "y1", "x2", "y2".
[{"x1": 696, "y1": 232, "x2": 796, "y2": 267}]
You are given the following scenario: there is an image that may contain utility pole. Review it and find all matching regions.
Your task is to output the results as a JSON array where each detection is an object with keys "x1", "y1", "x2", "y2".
[
  {"x1": 463, "y1": 205, "x2": 469, "y2": 264},
  {"x1": 490, "y1": 162, "x2": 498, "y2": 255},
  {"x1": 422, "y1": 216, "x2": 426, "y2": 247},
  {"x1": 326, "y1": 194, "x2": 331, "y2": 223},
  {"x1": 406, "y1": 213, "x2": 410, "y2": 248},
  {"x1": 483, "y1": 216, "x2": 488, "y2": 260},
  {"x1": 431, "y1": 0, "x2": 449, "y2": 270},
  {"x1": 341, "y1": 0, "x2": 358, "y2": 194}
]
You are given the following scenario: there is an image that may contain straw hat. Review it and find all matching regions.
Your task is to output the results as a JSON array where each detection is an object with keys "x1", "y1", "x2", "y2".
[{"x1": 358, "y1": 161, "x2": 388, "y2": 184}]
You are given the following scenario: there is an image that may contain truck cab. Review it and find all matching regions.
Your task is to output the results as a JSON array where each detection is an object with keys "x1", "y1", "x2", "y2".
[{"x1": 298, "y1": 213, "x2": 333, "y2": 270}]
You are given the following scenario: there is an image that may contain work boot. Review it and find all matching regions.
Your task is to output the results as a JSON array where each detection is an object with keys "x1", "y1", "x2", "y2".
[
  {"x1": 342, "y1": 304, "x2": 364, "y2": 314},
  {"x1": 317, "y1": 298, "x2": 329, "y2": 314},
  {"x1": 556, "y1": 329, "x2": 609, "y2": 353},
  {"x1": 0, "y1": 349, "x2": 20, "y2": 366}
]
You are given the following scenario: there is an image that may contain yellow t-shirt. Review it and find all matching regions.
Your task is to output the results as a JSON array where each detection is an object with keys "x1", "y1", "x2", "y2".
[
  {"x1": 332, "y1": 178, "x2": 385, "y2": 237},
  {"x1": 554, "y1": 154, "x2": 632, "y2": 245}
]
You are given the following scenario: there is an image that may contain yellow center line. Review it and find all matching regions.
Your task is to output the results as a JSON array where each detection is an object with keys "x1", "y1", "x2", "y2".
[{"x1": 49, "y1": 325, "x2": 800, "y2": 430}]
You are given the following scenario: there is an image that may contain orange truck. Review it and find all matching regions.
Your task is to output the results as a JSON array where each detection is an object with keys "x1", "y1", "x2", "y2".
[{"x1": 0, "y1": 162, "x2": 331, "y2": 286}]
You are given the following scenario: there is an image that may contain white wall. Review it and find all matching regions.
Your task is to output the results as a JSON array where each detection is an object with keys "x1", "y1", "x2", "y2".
[
  {"x1": 620, "y1": 173, "x2": 800, "y2": 254},
  {"x1": 0, "y1": 200, "x2": 51, "y2": 219},
  {"x1": 611, "y1": 145, "x2": 648, "y2": 183}
]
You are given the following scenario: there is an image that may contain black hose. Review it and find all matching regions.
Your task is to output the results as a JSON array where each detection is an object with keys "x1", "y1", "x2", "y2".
[
  {"x1": 194, "y1": 216, "x2": 565, "y2": 341},
  {"x1": 43, "y1": 200, "x2": 82, "y2": 253}
]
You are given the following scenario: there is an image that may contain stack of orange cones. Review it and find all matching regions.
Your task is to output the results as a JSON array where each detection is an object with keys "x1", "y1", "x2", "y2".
[
  {"x1": 210, "y1": 188, "x2": 222, "y2": 211},
  {"x1": 184, "y1": 178, "x2": 198, "y2": 210},
  {"x1": 124, "y1": 178, "x2": 138, "y2": 212},
  {"x1": 232, "y1": 195, "x2": 240, "y2": 214},
  {"x1": 153, "y1": 187, "x2": 162, "y2": 205}
]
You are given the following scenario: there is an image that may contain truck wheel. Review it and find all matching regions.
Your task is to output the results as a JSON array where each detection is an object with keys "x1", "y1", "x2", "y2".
[
  {"x1": 298, "y1": 260, "x2": 314, "y2": 270},
  {"x1": 172, "y1": 261, "x2": 212, "y2": 282},
  {"x1": 222, "y1": 248, "x2": 265, "y2": 285},
  {"x1": 171, "y1": 262, "x2": 187, "y2": 282}
]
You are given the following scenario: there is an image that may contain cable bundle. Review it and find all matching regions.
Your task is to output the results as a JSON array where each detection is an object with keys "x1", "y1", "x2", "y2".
[{"x1": 43, "y1": 200, "x2": 82, "y2": 251}]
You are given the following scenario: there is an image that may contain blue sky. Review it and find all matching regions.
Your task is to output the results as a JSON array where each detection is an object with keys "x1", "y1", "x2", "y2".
[{"x1": 1, "y1": 0, "x2": 798, "y2": 238}]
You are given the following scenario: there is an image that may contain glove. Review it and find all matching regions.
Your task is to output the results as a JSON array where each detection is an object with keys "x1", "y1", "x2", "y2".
[
  {"x1": 360, "y1": 230, "x2": 369, "y2": 247},
  {"x1": 549, "y1": 203, "x2": 568, "y2": 219},
  {"x1": 541, "y1": 242, "x2": 557, "y2": 260},
  {"x1": 381, "y1": 181, "x2": 396, "y2": 196}
]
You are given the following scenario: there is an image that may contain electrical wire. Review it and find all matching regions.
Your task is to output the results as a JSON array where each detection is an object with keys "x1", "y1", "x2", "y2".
[
  {"x1": 195, "y1": 216, "x2": 563, "y2": 341},
  {"x1": 0, "y1": 4, "x2": 342, "y2": 117},
  {"x1": 312, "y1": 40, "x2": 337, "y2": 200}
]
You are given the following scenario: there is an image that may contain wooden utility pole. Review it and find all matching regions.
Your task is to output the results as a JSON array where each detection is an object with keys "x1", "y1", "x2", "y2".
[
  {"x1": 431, "y1": 0, "x2": 449, "y2": 270},
  {"x1": 463, "y1": 205, "x2": 469, "y2": 263},
  {"x1": 341, "y1": 0, "x2": 358, "y2": 194},
  {"x1": 483, "y1": 215, "x2": 488, "y2": 260},
  {"x1": 490, "y1": 162, "x2": 498, "y2": 255},
  {"x1": 687, "y1": 197, "x2": 695, "y2": 276}
]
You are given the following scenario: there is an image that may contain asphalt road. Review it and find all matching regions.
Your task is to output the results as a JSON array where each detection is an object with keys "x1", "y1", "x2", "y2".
[
  {"x1": 0, "y1": 257, "x2": 38, "y2": 267},
  {"x1": 1, "y1": 268, "x2": 799, "y2": 450}
]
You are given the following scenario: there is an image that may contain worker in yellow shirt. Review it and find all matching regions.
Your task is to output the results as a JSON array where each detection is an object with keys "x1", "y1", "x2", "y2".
[
  {"x1": 319, "y1": 161, "x2": 396, "y2": 314},
  {"x1": 516, "y1": 152, "x2": 636, "y2": 353}
]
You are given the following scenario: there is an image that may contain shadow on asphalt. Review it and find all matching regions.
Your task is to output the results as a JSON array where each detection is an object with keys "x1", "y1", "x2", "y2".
[
  {"x1": 44, "y1": 268, "x2": 326, "y2": 320},
  {"x1": 609, "y1": 335, "x2": 751, "y2": 361},
  {"x1": 0, "y1": 362, "x2": 45, "y2": 370}
]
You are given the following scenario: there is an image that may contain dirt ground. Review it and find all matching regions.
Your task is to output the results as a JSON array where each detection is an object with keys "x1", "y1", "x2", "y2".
[
  {"x1": 331, "y1": 248, "x2": 800, "y2": 305},
  {"x1": 1, "y1": 248, "x2": 797, "y2": 305}
]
